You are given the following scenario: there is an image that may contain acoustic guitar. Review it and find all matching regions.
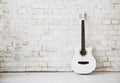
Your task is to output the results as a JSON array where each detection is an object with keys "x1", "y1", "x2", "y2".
[{"x1": 71, "y1": 13, "x2": 96, "y2": 74}]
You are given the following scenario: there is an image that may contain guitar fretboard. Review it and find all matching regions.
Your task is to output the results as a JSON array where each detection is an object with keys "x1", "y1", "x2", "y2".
[{"x1": 81, "y1": 20, "x2": 85, "y2": 50}]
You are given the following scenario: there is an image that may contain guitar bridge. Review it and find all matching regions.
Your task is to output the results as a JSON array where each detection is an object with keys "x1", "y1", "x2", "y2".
[{"x1": 78, "y1": 61, "x2": 89, "y2": 65}]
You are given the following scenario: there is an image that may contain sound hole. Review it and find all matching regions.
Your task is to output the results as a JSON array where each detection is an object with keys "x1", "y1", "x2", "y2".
[
  {"x1": 78, "y1": 61, "x2": 89, "y2": 65},
  {"x1": 80, "y1": 50, "x2": 86, "y2": 55}
]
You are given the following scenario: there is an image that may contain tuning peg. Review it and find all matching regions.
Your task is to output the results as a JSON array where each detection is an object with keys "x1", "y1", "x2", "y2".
[{"x1": 79, "y1": 12, "x2": 86, "y2": 20}]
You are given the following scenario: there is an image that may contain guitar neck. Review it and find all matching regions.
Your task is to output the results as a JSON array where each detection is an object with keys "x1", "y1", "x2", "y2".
[{"x1": 81, "y1": 20, "x2": 85, "y2": 50}]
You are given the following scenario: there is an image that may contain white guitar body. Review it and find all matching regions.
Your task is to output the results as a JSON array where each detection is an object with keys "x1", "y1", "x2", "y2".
[{"x1": 71, "y1": 46, "x2": 96, "y2": 74}]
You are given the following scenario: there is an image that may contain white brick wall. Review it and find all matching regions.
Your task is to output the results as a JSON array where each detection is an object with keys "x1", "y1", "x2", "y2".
[{"x1": 0, "y1": 0, "x2": 120, "y2": 72}]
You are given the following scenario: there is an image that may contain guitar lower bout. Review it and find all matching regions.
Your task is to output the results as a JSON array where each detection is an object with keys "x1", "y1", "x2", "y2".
[{"x1": 71, "y1": 46, "x2": 96, "y2": 74}]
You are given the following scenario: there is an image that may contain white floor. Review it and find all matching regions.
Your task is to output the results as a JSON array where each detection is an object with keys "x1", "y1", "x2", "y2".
[{"x1": 0, "y1": 72, "x2": 120, "y2": 83}]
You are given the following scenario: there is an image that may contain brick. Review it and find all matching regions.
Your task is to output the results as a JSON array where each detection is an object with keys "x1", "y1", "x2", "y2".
[
  {"x1": 112, "y1": 0, "x2": 120, "y2": 4},
  {"x1": 41, "y1": 67, "x2": 48, "y2": 71},
  {"x1": 40, "y1": 62, "x2": 47, "y2": 67},
  {"x1": 116, "y1": 41, "x2": 120, "y2": 46},
  {"x1": 115, "y1": 4, "x2": 120, "y2": 9},
  {"x1": 103, "y1": 62, "x2": 111, "y2": 67},
  {"x1": 95, "y1": 46, "x2": 111, "y2": 51},
  {"x1": 32, "y1": 14, "x2": 48, "y2": 19},
  {"x1": 111, "y1": 62, "x2": 118, "y2": 67},
  {"x1": 19, "y1": 8, "x2": 27, "y2": 14},
  {"x1": 26, "y1": 67, "x2": 41, "y2": 71},
  {"x1": 47, "y1": 67, "x2": 57, "y2": 71},
  {"x1": 0, "y1": 67, "x2": 25, "y2": 71},
  {"x1": 108, "y1": 57, "x2": 120, "y2": 61},
  {"x1": 33, "y1": 4, "x2": 50, "y2": 8},
  {"x1": 101, "y1": 57, "x2": 108, "y2": 61},
  {"x1": 101, "y1": 41, "x2": 116, "y2": 46},
  {"x1": 104, "y1": 68, "x2": 114, "y2": 71},
  {"x1": 103, "y1": 19, "x2": 111, "y2": 24},
  {"x1": 0, "y1": 0, "x2": 8, "y2": 3},
  {"x1": 58, "y1": 68, "x2": 72, "y2": 71},
  {"x1": 112, "y1": 19, "x2": 119, "y2": 24},
  {"x1": 47, "y1": 62, "x2": 58, "y2": 67},
  {"x1": 35, "y1": 0, "x2": 51, "y2": 4}
]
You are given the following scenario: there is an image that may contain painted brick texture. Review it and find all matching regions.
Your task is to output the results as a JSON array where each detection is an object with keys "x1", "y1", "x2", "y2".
[{"x1": 0, "y1": 0, "x2": 120, "y2": 72}]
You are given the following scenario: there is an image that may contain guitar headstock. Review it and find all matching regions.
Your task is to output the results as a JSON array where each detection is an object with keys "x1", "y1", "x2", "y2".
[{"x1": 79, "y1": 12, "x2": 86, "y2": 20}]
